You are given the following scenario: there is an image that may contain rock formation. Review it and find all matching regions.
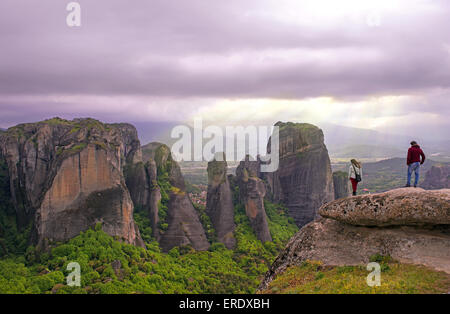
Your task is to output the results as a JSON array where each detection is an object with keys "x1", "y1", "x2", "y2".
[
  {"x1": 125, "y1": 158, "x2": 161, "y2": 240},
  {"x1": 332, "y1": 171, "x2": 350, "y2": 199},
  {"x1": 260, "y1": 188, "x2": 450, "y2": 289},
  {"x1": 320, "y1": 188, "x2": 450, "y2": 226},
  {"x1": 206, "y1": 155, "x2": 236, "y2": 249},
  {"x1": 235, "y1": 156, "x2": 272, "y2": 243},
  {"x1": 0, "y1": 118, "x2": 144, "y2": 248},
  {"x1": 264, "y1": 122, "x2": 334, "y2": 227},
  {"x1": 422, "y1": 164, "x2": 450, "y2": 190},
  {"x1": 142, "y1": 143, "x2": 210, "y2": 252}
]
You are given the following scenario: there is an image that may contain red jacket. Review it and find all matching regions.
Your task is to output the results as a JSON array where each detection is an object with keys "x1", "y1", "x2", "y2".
[{"x1": 407, "y1": 145, "x2": 425, "y2": 165}]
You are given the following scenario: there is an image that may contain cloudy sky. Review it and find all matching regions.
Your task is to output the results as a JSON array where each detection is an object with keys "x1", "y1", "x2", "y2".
[{"x1": 1, "y1": 0, "x2": 449, "y2": 141}]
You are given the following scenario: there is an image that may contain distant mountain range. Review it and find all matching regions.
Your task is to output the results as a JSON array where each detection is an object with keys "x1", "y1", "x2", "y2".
[
  {"x1": 319, "y1": 123, "x2": 450, "y2": 162},
  {"x1": 330, "y1": 144, "x2": 405, "y2": 159}
]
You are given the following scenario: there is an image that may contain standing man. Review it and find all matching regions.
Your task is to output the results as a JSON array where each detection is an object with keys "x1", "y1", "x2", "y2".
[{"x1": 406, "y1": 141, "x2": 426, "y2": 187}]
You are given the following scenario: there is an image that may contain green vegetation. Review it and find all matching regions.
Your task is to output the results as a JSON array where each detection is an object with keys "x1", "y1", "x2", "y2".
[
  {"x1": 263, "y1": 259, "x2": 450, "y2": 294},
  {"x1": 0, "y1": 156, "x2": 298, "y2": 295},
  {"x1": 0, "y1": 197, "x2": 298, "y2": 294},
  {"x1": 264, "y1": 201, "x2": 298, "y2": 245},
  {"x1": 156, "y1": 170, "x2": 171, "y2": 233},
  {"x1": 193, "y1": 203, "x2": 216, "y2": 243},
  {"x1": 233, "y1": 202, "x2": 298, "y2": 272},
  {"x1": 0, "y1": 156, "x2": 32, "y2": 257}
]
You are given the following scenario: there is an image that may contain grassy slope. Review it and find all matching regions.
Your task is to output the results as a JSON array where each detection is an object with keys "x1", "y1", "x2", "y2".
[{"x1": 262, "y1": 260, "x2": 450, "y2": 294}]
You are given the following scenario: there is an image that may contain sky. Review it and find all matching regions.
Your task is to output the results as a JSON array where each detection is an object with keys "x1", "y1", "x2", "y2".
[{"x1": 1, "y1": 0, "x2": 449, "y2": 142}]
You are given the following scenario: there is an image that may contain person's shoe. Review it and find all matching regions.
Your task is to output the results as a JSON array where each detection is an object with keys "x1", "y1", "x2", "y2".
[
  {"x1": 414, "y1": 184, "x2": 417, "y2": 188},
  {"x1": 352, "y1": 191, "x2": 357, "y2": 196},
  {"x1": 405, "y1": 184, "x2": 411, "y2": 187}
]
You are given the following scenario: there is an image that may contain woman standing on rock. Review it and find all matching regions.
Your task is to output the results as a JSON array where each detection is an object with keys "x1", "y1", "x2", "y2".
[{"x1": 349, "y1": 159, "x2": 362, "y2": 196}]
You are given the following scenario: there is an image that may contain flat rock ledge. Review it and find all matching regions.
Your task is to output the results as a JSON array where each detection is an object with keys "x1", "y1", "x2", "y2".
[{"x1": 319, "y1": 188, "x2": 450, "y2": 227}]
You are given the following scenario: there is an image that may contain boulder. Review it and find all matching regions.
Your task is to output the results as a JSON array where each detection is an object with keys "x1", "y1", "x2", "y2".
[
  {"x1": 319, "y1": 188, "x2": 450, "y2": 227},
  {"x1": 260, "y1": 217, "x2": 450, "y2": 289}
]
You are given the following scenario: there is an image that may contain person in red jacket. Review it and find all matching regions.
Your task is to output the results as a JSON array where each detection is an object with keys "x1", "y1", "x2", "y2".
[{"x1": 406, "y1": 141, "x2": 426, "y2": 187}]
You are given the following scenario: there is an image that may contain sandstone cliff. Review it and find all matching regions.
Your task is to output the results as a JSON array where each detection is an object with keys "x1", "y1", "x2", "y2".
[
  {"x1": 422, "y1": 164, "x2": 450, "y2": 190},
  {"x1": 260, "y1": 188, "x2": 450, "y2": 289},
  {"x1": 0, "y1": 118, "x2": 144, "y2": 248},
  {"x1": 235, "y1": 156, "x2": 272, "y2": 243},
  {"x1": 333, "y1": 171, "x2": 350, "y2": 199},
  {"x1": 142, "y1": 143, "x2": 209, "y2": 252},
  {"x1": 206, "y1": 156, "x2": 236, "y2": 249},
  {"x1": 264, "y1": 122, "x2": 334, "y2": 227}
]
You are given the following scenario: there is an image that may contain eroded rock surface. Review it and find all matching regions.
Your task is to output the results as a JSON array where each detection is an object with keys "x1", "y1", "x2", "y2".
[
  {"x1": 143, "y1": 143, "x2": 209, "y2": 252},
  {"x1": 319, "y1": 188, "x2": 450, "y2": 226},
  {"x1": 260, "y1": 217, "x2": 450, "y2": 289},
  {"x1": 206, "y1": 157, "x2": 236, "y2": 249},
  {"x1": 260, "y1": 188, "x2": 450, "y2": 290},
  {"x1": 264, "y1": 122, "x2": 334, "y2": 227},
  {"x1": 0, "y1": 118, "x2": 144, "y2": 248},
  {"x1": 422, "y1": 164, "x2": 450, "y2": 190},
  {"x1": 236, "y1": 156, "x2": 272, "y2": 243},
  {"x1": 333, "y1": 171, "x2": 350, "y2": 200}
]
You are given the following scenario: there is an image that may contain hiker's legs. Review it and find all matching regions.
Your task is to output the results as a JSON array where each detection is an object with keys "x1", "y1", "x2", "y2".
[
  {"x1": 414, "y1": 163, "x2": 420, "y2": 186},
  {"x1": 407, "y1": 164, "x2": 413, "y2": 186},
  {"x1": 350, "y1": 178, "x2": 358, "y2": 195}
]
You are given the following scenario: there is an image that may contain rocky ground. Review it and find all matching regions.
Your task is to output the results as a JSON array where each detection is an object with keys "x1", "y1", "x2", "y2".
[{"x1": 260, "y1": 188, "x2": 450, "y2": 290}]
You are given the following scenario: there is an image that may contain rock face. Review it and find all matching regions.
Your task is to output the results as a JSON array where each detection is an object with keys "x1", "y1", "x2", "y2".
[
  {"x1": 0, "y1": 118, "x2": 144, "y2": 248},
  {"x1": 260, "y1": 217, "x2": 450, "y2": 289},
  {"x1": 143, "y1": 143, "x2": 209, "y2": 252},
  {"x1": 125, "y1": 159, "x2": 161, "y2": 240},
  {"x1": 235, "y1": 156, "x2": 272, "y2": 243},
  {"x1": 260, "y1": 188, "x2": 450, "y2": 289},
  {"x1": 264, "y1": 122, "x2": 334, "y2": 227},
  {"x1": 422, "y1": 164, "x2": 450, "y2": 190},
  {"x1": 206, "y1": 156, "x2": 236, "y2": 249},
  {"x1": 320, "y1": 188, "x2": 450, "y2": 226},
  {"x1": 333, "y1": 171, "x2": 350, "y2": 199}
]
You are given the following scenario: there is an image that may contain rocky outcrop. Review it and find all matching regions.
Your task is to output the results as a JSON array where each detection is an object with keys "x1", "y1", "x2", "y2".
[
  {"x1": 0, "y1": 118, "x2": 144, "y2": 248},
  {"x1": 260, "y1": 217, "x2": 450, "y2": 289},
  {"x1": 264, "y1": 122, "x2": 334, "y2": 227},
  {"x1": 260, "y1": 188, "x2": 450, "y2": 289},
  {"x1": 320, "y1": 188, "x2": 450, "y2": 226},
  {"x1": 422, "y1": 164, "x2": 450, "y2": 190},
  {"x1": 125, "y1": 159, "x2": 161, "y2": 240},
  {"x1": 143, "y1": 143, "x2": 209, "y2": 252},
  {"x1": 235, "y1": 156, "x2": 272, "y2": 243},
  {"x1": 333, "y1": 171, "x2": 350, "y2": 200},
  {"x1": 206, "y1": 156, "x2": 236, "y2": 249}
]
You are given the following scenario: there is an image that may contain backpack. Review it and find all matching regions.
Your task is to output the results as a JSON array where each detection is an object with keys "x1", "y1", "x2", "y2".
[{"x1": 352, "y1": 164, "x2": 362, "y2": 182}]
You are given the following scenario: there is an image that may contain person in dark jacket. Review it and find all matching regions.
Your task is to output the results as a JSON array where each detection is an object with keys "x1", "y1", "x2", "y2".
[{"x1": 405, "y1": 141, "x2": 426, "y2": 187}]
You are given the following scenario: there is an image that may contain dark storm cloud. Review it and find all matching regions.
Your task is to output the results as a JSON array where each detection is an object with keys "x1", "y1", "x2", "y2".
[{"x1": 1, "y1": 0, "x2": 450, "y2": 98}]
